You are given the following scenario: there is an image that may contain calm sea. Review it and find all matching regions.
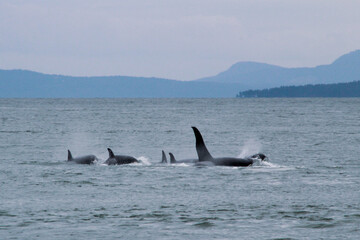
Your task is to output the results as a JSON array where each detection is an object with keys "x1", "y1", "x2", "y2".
[{"x1": 1, "y1": 98, "x2": 359, "y2": 239}]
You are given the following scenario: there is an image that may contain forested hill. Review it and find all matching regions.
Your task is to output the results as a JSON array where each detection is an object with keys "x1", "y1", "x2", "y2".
[{"x1": 236, "y1": 80, "x2": 360, "y2": 98}]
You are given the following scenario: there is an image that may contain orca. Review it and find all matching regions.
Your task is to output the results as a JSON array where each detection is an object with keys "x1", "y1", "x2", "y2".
[
  {"x1": 191, "y1": 126, "x2": 265, "y2": 167},
  {"x1": 67, "y1": 150, "x2": 97, "y2": 164},
  {"x1": 161, "y1": 150, "x2": 168, "y2": 163},
  {"x1": 168, "y1": 152, "x2": 197, "y2": 164},
  {"x1": 104, "y1": 148, "x2": 139, "y2": 165}
]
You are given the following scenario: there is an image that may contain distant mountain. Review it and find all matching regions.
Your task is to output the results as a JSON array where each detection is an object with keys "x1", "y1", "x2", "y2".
[
  {"x1": 0, "y1": 69, "x2": 244, "y2": 98},
  {"x1": 1, "y1": 50, "x2": 360, "y2": 98},
  {"x1": 198, "y1": 50, "x2": 360, "y2": 89},
  {"x1": 237, "y1": 80, "x2": 360, "y2": 98}
]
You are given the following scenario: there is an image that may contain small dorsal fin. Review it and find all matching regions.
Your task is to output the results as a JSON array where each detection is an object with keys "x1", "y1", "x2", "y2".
[
  {"x1": 67, "y1": 149, "x2": 73, "y2": 161},
  {"x1": 161, "y1": 150, "x2": 167, "y2": 163},
  {"x1": 107, "y1": 148, "x2": 115, "y2": 158},
  {"x1": 191, "y1": 126, "x2": 214, "y2": 162},
  {"x1": 169, "y1": 152, "x2": 176, "y2": 163}
]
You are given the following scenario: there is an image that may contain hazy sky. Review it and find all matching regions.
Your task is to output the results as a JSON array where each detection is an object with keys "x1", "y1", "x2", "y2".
[{"x1": 1, "y1": 0, "x2": 360, "y2": 80}]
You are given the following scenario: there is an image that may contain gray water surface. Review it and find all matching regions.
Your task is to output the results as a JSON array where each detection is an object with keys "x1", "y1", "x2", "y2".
[{"x1": 1, "y1": 99, "x2": 359, "y2": 239}]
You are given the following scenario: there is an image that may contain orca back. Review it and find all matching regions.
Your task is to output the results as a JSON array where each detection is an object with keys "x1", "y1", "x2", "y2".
[
  {"x1": 114, "y1": 155, "x2": 139, "y2": 164},
  {"x1": 74, "y1": 155, "x2": 97, "y2": 164},
  {"x1": 105, "y1": 148, "x2": 139, "y2": 165},
  {"x1": 213, "y1": 157, "x2": 253, "y2": 167},
  {"x1": 67, "y1": 150, "x2": 96, "y2": 164}
]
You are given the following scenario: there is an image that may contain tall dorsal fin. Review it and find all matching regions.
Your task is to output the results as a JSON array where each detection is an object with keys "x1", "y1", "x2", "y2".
[
  {"x1": 191, "y1": 126, "x2": 213, "y2": 161},
  {"x1": 161, "y1": 150, "x2": 167, "y2": 163},
  {"x1": 67, "y1": 149, "x2": 73, "y2": 161},
  {"x1": 107, "y1": 148, "x2": 115, "y2": 158},
  {"x1": 169, "y1": 152, "x2": 176, "y2": 163}
]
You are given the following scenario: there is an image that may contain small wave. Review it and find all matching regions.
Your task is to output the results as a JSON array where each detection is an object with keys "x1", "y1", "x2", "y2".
[
  {"x1": 0, "y1": 130, "x2": 41, "y2": 134},
  {"x1": 75, "y1": 180, "x2": 96, "y2": 185},
  {"x1": 128, "y1": 211, "x2": 172, "y2": 222},
  {"x1": 97, "y1": 163, "x2": 109, "y2": 166},
  {"x1": 260, "y1": 161, "x2": 279, "y2": 167},
  {"x1": 298, "y1": 223, "x2": 337, "y2": 229},
  {"x1": 0, "y1": 210, "x2": 16, "y2": 217},
  {"x1": 251, "y1": 161, "x2": 295, "y2": 171},
  {"x1": 193, "y1": 221, "x2": 214, "y2": 228},
  {"x1": 93, "y1": 213, "x2": 108, "y2": 218},
  {"x1": 171, "y1": 163, "x2": 191, "y2": 167}
]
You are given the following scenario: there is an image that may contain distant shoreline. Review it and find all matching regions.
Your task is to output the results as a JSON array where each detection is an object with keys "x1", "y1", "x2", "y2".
[{"x1": 237, "y1": 80, "x2": 360, "y2": 98}]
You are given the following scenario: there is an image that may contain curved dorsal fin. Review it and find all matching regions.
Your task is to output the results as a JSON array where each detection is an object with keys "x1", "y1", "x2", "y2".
[
  {"x1": 107, "y1": 148, "x2": 115, "y2": 158},
  {"x1": 161, "y1": 150, "x2": 167, "y2": 163},
  {"x1": 191, "y1": 126, "x2": 213, "y2": 161},
  {"x1": 169, "y1": 152, "x2": 176, "y2": 163},
  {"x1": 67, "y1": 149, "x2": 73, "y2": 161}
]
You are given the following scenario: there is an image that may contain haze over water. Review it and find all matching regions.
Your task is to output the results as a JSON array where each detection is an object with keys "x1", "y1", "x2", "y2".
[{"x1": 1, "y1": 98, "x2": 359, "y2": 239}]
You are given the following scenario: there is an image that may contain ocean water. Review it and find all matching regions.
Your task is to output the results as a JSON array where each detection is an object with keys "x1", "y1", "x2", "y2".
[{"x1": 0, "y1": 98, "x2": 359, "y2": 239}]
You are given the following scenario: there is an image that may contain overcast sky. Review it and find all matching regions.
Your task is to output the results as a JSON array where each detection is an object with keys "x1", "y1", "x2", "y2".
[{"x1": 1, "y1": 0, "x2": 360, "y2": 80}]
